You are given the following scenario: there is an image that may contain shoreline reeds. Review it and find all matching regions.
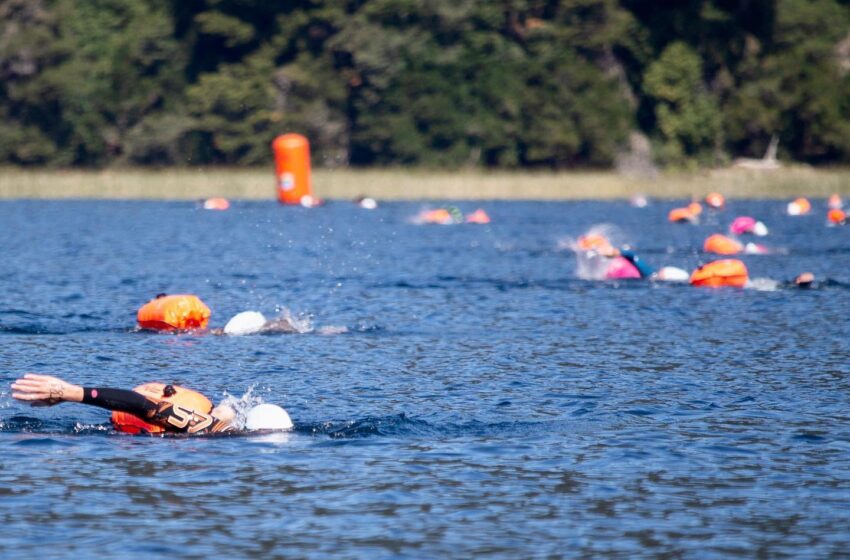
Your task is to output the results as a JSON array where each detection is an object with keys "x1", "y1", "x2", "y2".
[{"x1": 0, "y1": 166, "x2": 847, "y2": 200}]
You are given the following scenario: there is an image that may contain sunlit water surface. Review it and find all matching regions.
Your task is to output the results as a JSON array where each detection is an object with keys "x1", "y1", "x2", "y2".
[{"x1": 1, "y1": 199, "x2": 849, "y2": 558}]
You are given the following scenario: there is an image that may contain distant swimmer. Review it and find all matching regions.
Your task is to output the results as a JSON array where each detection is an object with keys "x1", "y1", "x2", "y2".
[
  {"x1": 794, "y1": 272, "x2": 816, "y2": 288},
  {"x1": 216, "y1": 311, "x2": 298, "y2": 335},
  {"x1": 215, "y1": 311, "x2": 347, "y2": 336},
  {"x1": 575, "y1": 233, "x2": 688, "y2": 282},
  {"x1": 354, "y1": 196, "x2": 378, "y2": 209},
  {"x1": 10, "y1": 373, "x2": 292, "y2": 435}
]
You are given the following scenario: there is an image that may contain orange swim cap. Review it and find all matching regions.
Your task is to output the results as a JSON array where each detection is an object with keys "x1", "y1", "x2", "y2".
[
  {"x1": 111, "y1": 383, "x2": 213, "y2": 434},
  {"x1": 688, "y1": 202, "x2": 704, "y2": 216}
]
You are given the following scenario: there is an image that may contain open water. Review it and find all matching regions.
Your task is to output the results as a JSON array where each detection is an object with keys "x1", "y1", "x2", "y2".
[{"x1": 1, "y1": 199, "x2": 849, "y2": 558}]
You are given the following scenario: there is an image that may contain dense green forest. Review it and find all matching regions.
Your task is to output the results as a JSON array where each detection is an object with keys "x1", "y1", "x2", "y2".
[{"x1": 2, "y1": 0, "x2": 850, "y2": 169}]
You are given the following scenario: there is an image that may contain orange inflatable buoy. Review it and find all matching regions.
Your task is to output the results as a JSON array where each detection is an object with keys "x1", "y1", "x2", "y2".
[
  {"x1": 690, "y1": 259, "x2": 749, "y2": 288},
  {"x1": 787, "y1": 197, "x2": 811, "y2": 216},
  {"x1": 137, "y1": 294, "x2": 211, "y2": 331},
  {"x1": 705, "y1": 192, "x2": 725, "y2": 209},
  {"x1": 688, "y1": 202, "x2": 703, "y2": 216},
  {"x1": 669, "y1": 207, "x2": 697, "y2": 223},
  {"x1": 111, "y1": 383, "x2": 213, "y2": 434},
  {"x1": 704, "y1": 234, "x2": 743, "y2": 255},
  {"x1": 828, "y1": 208, "x2": 846, "y2": 225},
  {"x1": 465, "y1": 209, "x2": 491, "y2": 224},
  {"x1": 272, "y1": 133, "x2": 313, "y2": 205},
  {"x1": 203, "y1": 197, "x2": 230, "y2": 211}
]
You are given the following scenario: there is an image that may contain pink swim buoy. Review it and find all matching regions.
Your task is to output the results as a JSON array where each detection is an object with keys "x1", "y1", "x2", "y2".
[
  {"x1": 605, "y1": 257, "x2": 641, "y2": 279},
  {"x1": 729, "y1": 216, "x2": 755, "y2": 235}
]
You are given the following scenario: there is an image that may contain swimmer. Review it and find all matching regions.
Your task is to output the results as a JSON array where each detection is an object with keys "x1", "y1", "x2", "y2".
[
  {"x1": 599, "y1": 246, "x2": 655, "y2": 278},
  {"x1": 794, "y1": 272, "x2": 816, "y2": 288},
  {"x1": 212, "y1": 311, "x2": 298, "y2": 336},
  {"x1": 10, "y1": 373, "x2": 292, "y2": 434}
]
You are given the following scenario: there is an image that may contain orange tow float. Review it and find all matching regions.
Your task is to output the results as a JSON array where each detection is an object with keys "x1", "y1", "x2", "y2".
[
  {"x1": 828, "y1": 208, "x2": 846, "y2": 225},
  {"x1": 703, "y1": 234, "x2": 744, "y2": 255},
  {"x1": 787, "y1": 197, "x2": 811, "y2": 216},
  {"x1": 669, "y1": 202, "x2": 703, "y2": 223},
  {"x1": 705, "y1": 192, "x2": 725, "y2": 209},
  {"x1": 112, "y1": 383, "x2": 213, "y2": 434},
  {"x1": 137, "y1": 294, "x2": 211, "y2": 331},
  {"x1": 690, "y1": 259, "x2": 749, "y2": 288},
  {"x1": 203, "y1": 198, "x2": 230, "y2": 211}
]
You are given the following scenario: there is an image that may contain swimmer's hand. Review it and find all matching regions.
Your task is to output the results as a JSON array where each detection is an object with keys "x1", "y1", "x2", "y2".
[{"x1": 10, "y1": 373, "x2": 84, "y2": 407}]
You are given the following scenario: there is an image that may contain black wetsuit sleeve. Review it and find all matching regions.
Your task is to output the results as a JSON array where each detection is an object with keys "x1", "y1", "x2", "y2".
[{"x1": 82, "y1": 387, "x2": 157, "y2": 419}]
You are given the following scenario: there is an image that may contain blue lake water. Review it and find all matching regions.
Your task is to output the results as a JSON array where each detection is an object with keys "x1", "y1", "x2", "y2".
[{"x1": 1, "y1": 199, "x2": 849, "y2": 558}]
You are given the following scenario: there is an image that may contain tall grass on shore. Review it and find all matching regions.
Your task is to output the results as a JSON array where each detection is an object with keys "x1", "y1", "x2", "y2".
[{"x1": 0, "y1": 166, "x2": 847, "y2": 200}]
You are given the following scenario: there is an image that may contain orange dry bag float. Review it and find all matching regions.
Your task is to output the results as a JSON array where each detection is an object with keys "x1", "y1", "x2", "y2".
[
  {"x1": 828, "y1": 208, "x2": 846, "y2": 225},
  {"x1": 703, "y1": 234, "x2": 743, "y2": 255},
  {"x1": 272, "y1": 133, "x2": 313, "y2": 205},
  {"x1": 690, "y1": 259, "x2": 749, "y2": 288},
  {"x1": 704, "y1": 192, "x2": 725, "y2": 209},
  {"x1": 137, "y1": 294, "x2": 211, "y2": 331},
  {"x1": 111, "y1": 383, "x2": 213, "y2": 434},
  {"x1": 669, "y1": 207, "x2": 697, "y2": 223}
]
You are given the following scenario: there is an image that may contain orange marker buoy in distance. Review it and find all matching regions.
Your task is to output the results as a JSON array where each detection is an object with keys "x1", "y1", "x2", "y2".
[
  {"x1": 705, "y1": 192, "x2": 725, "y2": 209},
  {"x1": 111, "y1": 383, "x2": 213, "y2": 434},
  {"x1": 690, "y1": 259, "x2": 749, "y2": 288},
  {"x1": 272, "y1": 133, "x2": 313, "y2": 205},
  {"x1": 203, "y1": 197, "x2": 230, "y2": 211},
  {"x1": 137, "y1": 294, "x2": 211, "y2": 331},
  {"x1": 704, "y1": 234, "x2": 744, "y2": 255},
  {"x1": 828, "y1": 208, "x2": 846, "y2": 225}
]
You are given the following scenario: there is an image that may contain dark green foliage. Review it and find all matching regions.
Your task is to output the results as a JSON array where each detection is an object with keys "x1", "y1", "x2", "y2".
[{"x1": 1, "y1": 0, "x2": 850, "y2": 167}]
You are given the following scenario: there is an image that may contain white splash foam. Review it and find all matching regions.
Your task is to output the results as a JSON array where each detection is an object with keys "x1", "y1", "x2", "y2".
[{"x1": 218, "y1": 385, "x2": 268, "y2": 431}]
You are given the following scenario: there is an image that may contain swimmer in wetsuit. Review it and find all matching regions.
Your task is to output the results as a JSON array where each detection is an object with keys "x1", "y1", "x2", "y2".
[
  {"x1": 11, "y1": 374, "x2": 293, "y2": 433},
  {"x1": 11, "y1": 374, "x2": 235, "y2": 434},
  {"x1": 598, "y1": 247, "x2": 655, "y2": 278}
]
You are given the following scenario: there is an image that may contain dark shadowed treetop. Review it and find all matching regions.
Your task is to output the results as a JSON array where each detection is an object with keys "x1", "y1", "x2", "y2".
[{"x1": 1, "y1": 0, "x2": 849, "y2": 168}]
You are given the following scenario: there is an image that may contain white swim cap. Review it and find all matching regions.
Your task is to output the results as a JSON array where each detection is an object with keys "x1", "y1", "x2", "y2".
[
  {"x1": 245, "y1": 404, "x2": 293, "y2": 431},
  {"x1": 656, "y1": 266, "x2": 690, "y2": 282},
  {"x1": 753, "y1": 221, "x2": 768, "y2": 236},
  {"x1": 223, "y1": 311, "x2": 267, "y2": 335}
]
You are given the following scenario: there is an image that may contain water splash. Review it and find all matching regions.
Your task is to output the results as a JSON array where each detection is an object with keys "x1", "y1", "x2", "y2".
[
  {"x1": 560, "y1": 224, "x2": 632, "y2": 281},
  {"x1": 269, "y1": 307, "x2": 313, "y2": 334},
  {"x1": 217, "y1": 385, "x2": 269, "y2": 431}
]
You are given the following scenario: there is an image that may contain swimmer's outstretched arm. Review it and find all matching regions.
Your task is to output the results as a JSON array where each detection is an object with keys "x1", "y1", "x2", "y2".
[
  {"x1": 11, "y1": 373, "x2": 157, "y2": 416},
  {"x1": 11, "y1": 373, "x2": 234, "y2": 433}
]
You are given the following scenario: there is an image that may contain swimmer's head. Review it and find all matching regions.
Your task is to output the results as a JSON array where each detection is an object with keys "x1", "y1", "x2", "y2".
[
  {"x1": 245, "y1": 403, "x2": 293, "y2": 431},
  {"x1": 795, "y1": 272, "x2": 815, "y2": 287},
  {"x1": 224, "y1": 311, "x2": 267, "y2": 335}
]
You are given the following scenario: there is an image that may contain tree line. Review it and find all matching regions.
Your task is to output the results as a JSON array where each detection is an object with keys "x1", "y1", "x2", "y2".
[{"x1": 2, "y1": 0, "x2": 849, "y2": 169}]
